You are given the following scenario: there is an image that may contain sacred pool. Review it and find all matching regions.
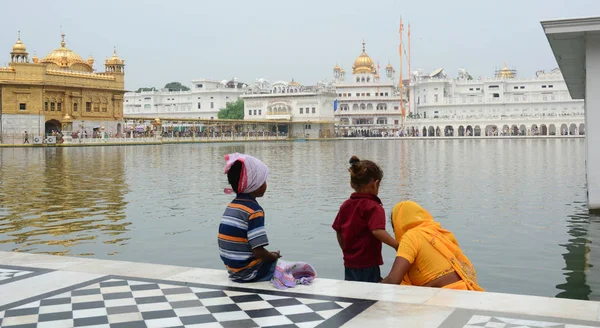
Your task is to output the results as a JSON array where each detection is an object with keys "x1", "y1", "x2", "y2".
[{"x1": 0, "y1": 139, "x2": 597, "y2": 301}]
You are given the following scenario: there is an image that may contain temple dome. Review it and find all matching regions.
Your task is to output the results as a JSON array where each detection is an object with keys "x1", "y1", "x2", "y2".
[
  {"x1": 352, "y1": 41, "x2": 376, "y2": 75},
  {"x1": 12, "y1": 38, "x2": 26, "y2": 53},
  {"x1": 106, "y1": 48, "x2": 124, "y2": 65},
  {"x1": 41, "y1": 33, "x2": 93, "y2": 72},
  {"x1": 498, "y1": 63, "x2": 515, "y2": 79}
]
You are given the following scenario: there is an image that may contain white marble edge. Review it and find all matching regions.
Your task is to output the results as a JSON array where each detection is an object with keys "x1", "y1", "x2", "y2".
[{"x1": 1, "y1": 251, "x2": 599, "y2": 322}]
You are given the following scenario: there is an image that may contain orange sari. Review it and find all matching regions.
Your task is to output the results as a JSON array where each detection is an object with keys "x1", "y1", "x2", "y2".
[{"x1": 391, "y1": 201, "x2": 484, "y2": 291}]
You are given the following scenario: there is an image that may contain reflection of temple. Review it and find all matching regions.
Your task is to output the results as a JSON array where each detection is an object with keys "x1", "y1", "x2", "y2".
[
  {"x1": 0, "y1": 32, "x2": 126, "y2": 138},
  {"x1": 555, "y1": 209, "x2": 600, "y2": 300},
  {"x1": 0, "y1": 147, "x2": 130, "y2": 255}
]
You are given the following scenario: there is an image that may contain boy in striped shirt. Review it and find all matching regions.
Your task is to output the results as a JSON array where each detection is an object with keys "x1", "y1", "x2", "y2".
[{"x1": 218, "y1": 153, "x2": 281, "y2": 282}]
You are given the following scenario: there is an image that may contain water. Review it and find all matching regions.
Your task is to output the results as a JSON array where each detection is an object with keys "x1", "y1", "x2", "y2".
[{"x1": 0, "y1": 139, "x2": 598, "y2": 300}]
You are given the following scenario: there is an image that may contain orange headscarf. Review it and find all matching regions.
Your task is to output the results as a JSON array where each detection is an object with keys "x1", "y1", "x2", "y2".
[{"x1": 391, "y1": 201, "x2": 484, "y2": 291}]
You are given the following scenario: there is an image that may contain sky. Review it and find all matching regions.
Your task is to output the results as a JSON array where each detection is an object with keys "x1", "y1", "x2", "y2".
[{"x1": 1, "y1": 0, "x2": 599, "y2": 90}]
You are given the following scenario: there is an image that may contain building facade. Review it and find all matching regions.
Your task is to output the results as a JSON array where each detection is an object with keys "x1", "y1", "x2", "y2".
[
  {"x1": 406, "y1": 65, "x2": 585, "y2": 136},
  {"x1": 242, "y1": 79, "x2": 337, "y2": 138},
  {"x1": 332, "y1": 41, "x2": 404, "y2": 136},
  {"x1": 0, "y1": 33, "x2": 126, "y2": 140},
  {"x1": 123, "y1": 79, "x2": 245, "y2": 119}
]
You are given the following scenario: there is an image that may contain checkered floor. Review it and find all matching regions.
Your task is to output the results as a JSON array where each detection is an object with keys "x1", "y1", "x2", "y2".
[
  {"x1": 0, "y1": 268, "x2": 33, "y2": 282},
  {"x1": 463, "y1": 315, "x2": 597, "y2": 328},
  {"x1": 0, "y1": 278, "x2": 361, "y2": 327}
]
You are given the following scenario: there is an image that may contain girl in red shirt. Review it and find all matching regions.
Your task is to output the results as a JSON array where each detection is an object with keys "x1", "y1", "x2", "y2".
[{"x1": 332, "y1": 156, "x2": 399, "y2": 283}]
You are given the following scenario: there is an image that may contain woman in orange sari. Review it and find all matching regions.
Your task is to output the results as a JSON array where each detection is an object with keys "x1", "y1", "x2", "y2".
[{"x1": 381, "y1": 201, "x2": 484, "y2": 291}]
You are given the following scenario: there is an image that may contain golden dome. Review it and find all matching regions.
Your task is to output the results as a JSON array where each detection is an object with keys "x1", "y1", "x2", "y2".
[
  {"x1": 106, "y1": 48, "x2": 124, "y2": 65},
  {"x1": 11, "y1": 31, "x2": 28, "y2": 55},
  {"x1": 62, "y1": 113, "x2": 73, "y2": 122},
  {"x1": 87, "y1": 54, "x2": 94, "y2": 66},
  {"x1": 498, "y1": 62, "x2": 514, "y2": 79},
  {"x1": 288, "y1": 79, "x2": 301, "y2": 87},
  {"x1": 333, "y1": 64, "x2": 341, "y2": 71},
  {"x1": 352, "y1": 41, "x2": 376, "y2": 75},
  {"x1": 41, "y1": 33, "x2": 93, "y2": 72},
  {"x1": 32, "y1": 52, "x2": 39, "y2": 63},
  {"x1": 340, "y1": 68, "x2": 345, "y2": 74},
  {"x1": 386, "y1": 63, "x2": 393, "y2": 69}
]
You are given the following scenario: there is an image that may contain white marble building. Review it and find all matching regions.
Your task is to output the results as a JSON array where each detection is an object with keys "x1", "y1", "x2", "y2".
[
  {"x1": 123, "y1": 79, "x2": 246, "y2": 119},
  {"x1": 406, "y1": 66, "x2": 585, "y2": 136},
  {"x1": 332, "y1": 41, "x2": 404, "y2": 136},
  {"x1": 242, "y1": 79, "x2": 337, "y2": 138}
]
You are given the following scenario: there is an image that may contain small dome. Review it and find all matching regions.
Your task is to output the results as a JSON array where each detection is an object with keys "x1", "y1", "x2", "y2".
[
  {"x1": 333, "y1": 64, "x2": 341, "y2": 71},
  {"x1": 105, "y1": 48, "x2": 124, "y2": 65},
  {"x1": 11, "y1": 31, "x2": 27, "y2": 53},
  {"x1": 498, "y1": 62, "x2": 515, "y2": 79},
  {"x1": 386, "y1": 63, "x2": 393, "y2": 69},
  {"x1": 62, "y1": 113, "x2": 73, "y2": 122},
  {"x1": 88, "y1": 55, "x2": 94, "y2": 66},
  {"x1": 288, "y1": 79, "x2": 301, "y2": 87},
  {"x1": 32, "y1": 52, "x2": 39, "y2": 63},
  {"x1": 352, "y1": 41, "x2": 376, "y2": 75}
]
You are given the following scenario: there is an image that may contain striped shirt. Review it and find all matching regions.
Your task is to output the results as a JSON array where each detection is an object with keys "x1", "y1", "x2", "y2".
[{"x1": 218, "y1": 193, "x2": 269, "y2": 281}]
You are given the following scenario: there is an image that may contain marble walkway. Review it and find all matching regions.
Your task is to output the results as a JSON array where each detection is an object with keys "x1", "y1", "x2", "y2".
[{"x1": 0, "y1": 251, "x2": 598, "y2": 328}]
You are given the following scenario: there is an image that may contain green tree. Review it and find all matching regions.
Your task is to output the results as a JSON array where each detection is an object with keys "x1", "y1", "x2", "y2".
[
  {"x1": 135, "y1": 87, "x2": 156, "y2": 93},
  {"x1": 164, "y1": 82, "x2": 190, "y2": 91},
  {"x1": 218, "y1": 99, "x2": 245, "y2": 119}
]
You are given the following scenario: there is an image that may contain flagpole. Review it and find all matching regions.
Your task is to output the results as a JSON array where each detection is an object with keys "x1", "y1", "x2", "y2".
[
  {"x1": 399, "y1": 17, "x2": 405, "y2": 134},
  {"x1": 408, "y1": 23, "x2": 411, "y2": 118}
]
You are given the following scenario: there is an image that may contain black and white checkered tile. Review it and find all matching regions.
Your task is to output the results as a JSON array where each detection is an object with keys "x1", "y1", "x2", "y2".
[
  {"x1": 463, "y1": 315, "x2": 597, "y2": 328},
  {"x1": 0, "y1": 268, "x2": 33, "y2": 282},
  {"x1": 0, "y1": 277, "x2": 370, "y2": 327},
  {"x1": 0, "y1": 265, "x2": 50, "y2": 286}
]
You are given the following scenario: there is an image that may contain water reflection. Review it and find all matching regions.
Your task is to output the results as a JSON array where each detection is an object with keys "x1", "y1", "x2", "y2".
[
  {"x1": 0, "y1": 147, "x2": 130, "y2": 255},
  {"x1": 556, "y1": 201, "x2": 599, "y2": 300}
]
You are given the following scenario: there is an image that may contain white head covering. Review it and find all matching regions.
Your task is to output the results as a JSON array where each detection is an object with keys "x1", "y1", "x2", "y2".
[{"x1": 224, "y1": 153, "x2": 269, "y2": 194}]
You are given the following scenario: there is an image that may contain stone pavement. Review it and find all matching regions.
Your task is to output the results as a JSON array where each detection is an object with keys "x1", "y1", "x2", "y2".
[{"x1": 0, "y1": 251, "x2": 598, "y2": 327}]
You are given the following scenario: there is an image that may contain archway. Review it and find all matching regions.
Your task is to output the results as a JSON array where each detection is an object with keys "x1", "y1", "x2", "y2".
[
  {"x1": 560, "y1": 123, "x2": 568, "y2": 135},
  {"x1": 579, "y1": 123, "x2": 585, "y2": 135},
  {"x1": 485, "y1": 125, "x2": 498, "y2": 136},
  {"x1": 519, "y1": 124, "x2": 526, "y2": 136},
  {"x1": 569, "y1": 123, "x2": 577, "y2": 135},
  {"x1": 466, "y1": 125, "x2": 473, "y2": 136},
  {"x1": 428, "y1": 126, "x2": 435, "y2": 137},
  {"x1": 511, "y1": 124, "x2": 518, "y2": 136},
  {"x1": 458, "y1": 125, "x2": 465, "y2": 136},
  {"x1": 540, "y1": 124, "x2": 548, "y2": 136},
  {"x1": 117, "y1": 123, "x2": 122, "y2": 137},
  {"x1": 45, "y1": 120, "x2": 61, "y2": 136},
  {"x1": 436, "y1": 126, "x2": 441, "y2": 137},
  {"x1": 531, "y1": 124, "x2": 539, "y2": 136},
  {"x1": 502, "y1": 125, "x2": 510, "y2": 136},
  {"x1": 474, "y1": 125, "x2": 481, "y2": 136},
  {"x1": 549, "y1": 124, "x2": 556, "y2": 136},
  {"x1": 444, "y1": 125, "x2": 454, "y2": 136},
  {"x1": 422, "y1": 127, "x2": 427, "y2": 137}
]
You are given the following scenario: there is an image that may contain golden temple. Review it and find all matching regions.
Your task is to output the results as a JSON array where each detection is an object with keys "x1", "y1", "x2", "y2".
[{"x1": 0, "y1": 32, "x2": 126, "y2": 137}]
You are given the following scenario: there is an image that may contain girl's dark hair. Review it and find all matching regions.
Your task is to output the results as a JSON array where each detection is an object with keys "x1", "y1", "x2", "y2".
[
  {"x1": 227, "y1": 160, "x2": 243, "y2": 193},
  {"x1": 348, "y1": 156, "x2": 383, "y2": 187}
]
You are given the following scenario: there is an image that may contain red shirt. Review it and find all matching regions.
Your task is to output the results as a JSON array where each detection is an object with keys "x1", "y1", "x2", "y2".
[{"x1": 332, "y1": 193, "x2": 386, "y2": 269}]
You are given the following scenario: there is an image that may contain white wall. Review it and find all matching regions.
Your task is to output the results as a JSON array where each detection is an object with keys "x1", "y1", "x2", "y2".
[
  {"x1": 586, "y1": 35, "x2": 600, "y2": 211},
  {"x1": 1, "y1": 114, "x2": 44, "y2": 137}
]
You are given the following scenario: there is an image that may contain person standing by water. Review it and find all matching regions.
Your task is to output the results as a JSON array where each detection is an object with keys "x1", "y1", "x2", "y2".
[
  {"x1": 333, "y1": 156, "x2": 399, "y2": 283},
  {"x1": 23, "y1": 131, "x2": 29, "y2": 144},
  {"x1": 381, "y1": 201, "x2": 484, "y2": 291},
  {"x1": 218, "y1": 153, "x2": 281, "y2": 283}
]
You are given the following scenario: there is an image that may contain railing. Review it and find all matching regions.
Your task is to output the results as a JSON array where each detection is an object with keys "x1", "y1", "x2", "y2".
[{"x1": 0, "y1": 133, "x2": 292, "y2": 145}]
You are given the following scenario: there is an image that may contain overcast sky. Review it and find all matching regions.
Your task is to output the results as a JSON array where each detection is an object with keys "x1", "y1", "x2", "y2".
[{"x1": 1, "y1": 0, "x2": 598, "y2": 90}]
